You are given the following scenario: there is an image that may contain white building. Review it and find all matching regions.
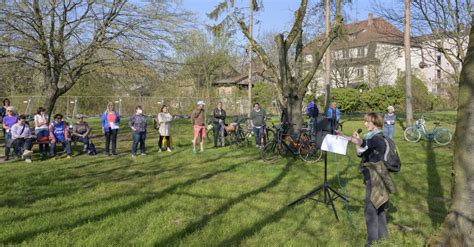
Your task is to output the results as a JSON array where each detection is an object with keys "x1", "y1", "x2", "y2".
[{"x1": 303, "y1": 14, "x2": 462, "y2": 96}]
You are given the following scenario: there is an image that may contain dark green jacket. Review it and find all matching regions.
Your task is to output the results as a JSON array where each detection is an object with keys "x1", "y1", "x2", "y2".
[{"x1": 361, "y1": 161, "x2": 396, "y2": 209}]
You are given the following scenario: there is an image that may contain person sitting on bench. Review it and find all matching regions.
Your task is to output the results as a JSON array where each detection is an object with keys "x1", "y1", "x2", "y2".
[
  {"x1": 11, "y1": 114, "x2": 34, "y2": 163},
  {"x1": 71, "y1": 114, "x2": 91, "y2": 152},
  {"x1": 49, "y1": 113, "x2": 72, "y2": 158}
]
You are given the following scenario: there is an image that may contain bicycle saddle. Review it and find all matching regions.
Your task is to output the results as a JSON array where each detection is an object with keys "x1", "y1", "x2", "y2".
[{"x1": 434, "y1": 121, "x2": 440, "y2": 125}]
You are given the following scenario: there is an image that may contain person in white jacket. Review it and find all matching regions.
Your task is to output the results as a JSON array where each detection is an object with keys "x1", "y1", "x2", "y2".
[{"x1": 157, "y1": 105, "x2": 173, "y2": 152}]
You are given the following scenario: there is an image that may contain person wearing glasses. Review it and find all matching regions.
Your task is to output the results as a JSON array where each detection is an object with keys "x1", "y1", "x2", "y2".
[
  {"x1": 34, "y1": 107, "x2": 50, "y2": 159},
  {"x1": 2, "y1": 106, "x2": 18, "y2": 161},
  {"x1": 72, "y1": 114, "x2": 91, "y2": 153},
  {"x1": 49, "y1": 114, "x2": 72, "y2": 158}
]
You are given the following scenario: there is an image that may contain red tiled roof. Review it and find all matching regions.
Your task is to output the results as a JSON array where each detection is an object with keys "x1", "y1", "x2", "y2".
[{"x1": 304, "y1": 17, "x2": 406, "y2": 53}]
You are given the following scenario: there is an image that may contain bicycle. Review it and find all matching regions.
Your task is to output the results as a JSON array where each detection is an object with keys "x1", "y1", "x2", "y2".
[
  {"x1": 404, "y1": 115, "x2": 452, "y2": 146},
  {"x1": 261, "y1": 123, "x2": 322, "y2": 163}
]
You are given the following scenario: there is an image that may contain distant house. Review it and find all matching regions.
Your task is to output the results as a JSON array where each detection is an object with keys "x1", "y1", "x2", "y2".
[
  {"x1": 212, "y1": 62, "x2": 269, "y2": 97},
  {"x1": 303, "y1": 13, "x2": 424, "y2": 95}
]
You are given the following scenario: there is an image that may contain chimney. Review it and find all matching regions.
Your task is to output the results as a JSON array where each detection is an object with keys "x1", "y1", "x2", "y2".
[{"x1": 368, "y1": 13, "x2": 373, "y2": 26}]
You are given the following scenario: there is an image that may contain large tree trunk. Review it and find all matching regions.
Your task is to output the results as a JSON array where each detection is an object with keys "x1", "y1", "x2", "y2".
[
  {"x1": 43, "y1": 90, "x2": 60, "y2": 122},
  {"x1": 427, "y1": 21, "x2": 474, "y2": 246},
  {"x1": 286, "y1": 92, "x2": 304, "y2": 135}
]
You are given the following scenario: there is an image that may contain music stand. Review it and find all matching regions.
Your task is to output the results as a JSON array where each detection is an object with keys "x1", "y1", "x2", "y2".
[{"x1": 288, "y1": 117, "x2": 348, "y2": 221}]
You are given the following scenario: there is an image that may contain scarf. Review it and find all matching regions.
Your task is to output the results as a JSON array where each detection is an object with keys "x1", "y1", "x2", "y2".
[{"x1": 364, "y1": 128, "x2": 382, "y2": 140}]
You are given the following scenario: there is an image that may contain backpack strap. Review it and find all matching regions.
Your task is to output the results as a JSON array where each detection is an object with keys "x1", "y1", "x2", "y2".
[{"x1": 19, "y1": 124, "x2": 26, "y2": 136}]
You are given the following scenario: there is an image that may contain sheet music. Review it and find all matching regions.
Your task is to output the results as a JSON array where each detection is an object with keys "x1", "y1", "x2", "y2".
[
  {"x1": 321, "y1": 134, "x2": 349, "y2": 155},
  {"x1": 109, "y1": 122, "x2": 119, "y2": 130}
]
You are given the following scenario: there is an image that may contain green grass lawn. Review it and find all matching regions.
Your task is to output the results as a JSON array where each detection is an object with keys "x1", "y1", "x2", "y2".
[{"x1": 0, "y1": 113, "x2": 456, "y2": 246}]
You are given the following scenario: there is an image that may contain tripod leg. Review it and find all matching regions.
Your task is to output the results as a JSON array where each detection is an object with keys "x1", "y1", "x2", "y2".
[
  {"x1": 328, "y1": 186, "x2": 349, "y2": 202},
  {"x1": 288, "y1": 185, "x2": 324, "y2": 207},
  {"x1": 326, "y1": 188, "x2": 339, "y2": 221}
]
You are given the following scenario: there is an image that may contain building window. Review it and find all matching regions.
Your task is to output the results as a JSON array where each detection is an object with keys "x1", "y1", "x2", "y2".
[
  {"x1": 436, "y1": 69, "x2": 442, "y2": 79},
  {"x1": 305, "y1": 55, "x2": 313, "y2": 63},
  {"x1": 342, "y1": 49, "x2": 349, "y2": 58},
  {"x1": 397, "y1": 47, "x2": 402, "y2": 58},
  {"x1": 436, "y1": 55, "x2": 442, "y2": 65},
  {"x1": 356, "y1": 68, "x2": 364, "y2": 78},
  {"x1": 357, "y1": 47, "x2": 365, "y2": 57}
]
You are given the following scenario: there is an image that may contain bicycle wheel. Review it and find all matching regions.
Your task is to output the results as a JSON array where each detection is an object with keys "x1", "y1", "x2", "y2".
[
  {"x1": 404, "y1": 127, "x2": 421, "y2": 143},
  {"x1": 434, "y1": 128, "x2": 452, "y2": 146},
  {"x1": 261, "y1": 141, "x2": 279, "y2": 161},
  {"x1": 265, "y1": 128, "x2": 275, "y2": 144},
  {"x1": 299, "y1": 141, "x2": 323, "y2": 163},
  {"x1": 207, "y1": 128, "x2": 214, "y2": 144}
]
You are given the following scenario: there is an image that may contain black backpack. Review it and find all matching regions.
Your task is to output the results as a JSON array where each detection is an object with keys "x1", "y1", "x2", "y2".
[
  {"x1": 375, "y1": 133, "x2": 401, "y2": 172},
  {"x1": 88, "y1": 142, "x2": 97, "y2": 155}
]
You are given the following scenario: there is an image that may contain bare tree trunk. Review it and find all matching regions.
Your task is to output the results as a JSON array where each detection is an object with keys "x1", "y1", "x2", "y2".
[
  {"x1": 427, "y1": 21, "x2": 474, "y2": 246},
  {"x1": 287, "y1": 92, "x2": 304, "y2": 134},
  {"x1": 248, "y1": 0, "x2": 254, "y2": 118},
  {"x1": 324, "y1": 0, "x2": 331, "y2": 112},
  {"x1": 404, "y1": 0, "x2": 413, "y2": 126}
]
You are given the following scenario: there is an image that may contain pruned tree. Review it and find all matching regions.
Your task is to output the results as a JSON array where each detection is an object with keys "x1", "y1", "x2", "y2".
[
  {"x1": 209, "y1": 0, "x2": 345, "y2": 133},
  {"x1": 427, "y1": 17, "x2": 474, "y2": 246},
  {"x1": 0, "y1": 0, "x2": 190, "y2": 118}
]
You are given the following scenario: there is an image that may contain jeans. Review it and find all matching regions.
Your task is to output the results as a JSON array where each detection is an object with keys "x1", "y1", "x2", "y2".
[
  {"x1": 363, "y1": 169, "x2": 388, "y2": 246},
  {"x1": 12, "y1": 137, "x2": 33, "y2": 157},
  {"x1": 254, "y1": 126, "x2": 264, "y2": 146},
  {"x1": 105, "y1": 128, "x2": 118, "y2": 155},
  {"x1": 50, "y1": 140, "x2": 72, "y2": 156},
  {"x1": 35, "y1": 128, "x2": 50, "y2": 154},
  {"x1": 132, "y1": 131, "x2": 146, "y2": 155},
  {"x1": 383, "y1": 124, "x2": 395, "y2": 140},
  {"x1": 213, "y1": 122, "x2": 225, "y2": 147},
  {"x1": 159, "y1": 135, "x2": 170, "y2": 149},
  {"x1": 72, "y1": 136, "x2": 90, "y2": 149},
  {"x1": 4, "y1": 132, "x2": 13, "y2": 159}
]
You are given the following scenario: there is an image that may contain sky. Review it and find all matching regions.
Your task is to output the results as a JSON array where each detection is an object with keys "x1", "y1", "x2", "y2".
[{"x1": 181, "y1": 0, "x2": 400, "y2": 42}]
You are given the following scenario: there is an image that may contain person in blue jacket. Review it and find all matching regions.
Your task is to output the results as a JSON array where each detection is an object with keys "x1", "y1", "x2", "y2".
[
  {"x1": 305, "y1": 98, "x2": 319, "y2": 136},
  {"x1": 327, "y1": 102, "x2": 341, "y2": 121},
  {"x1": 101, "y1": 102, "x2": 120, "y2": 156}
]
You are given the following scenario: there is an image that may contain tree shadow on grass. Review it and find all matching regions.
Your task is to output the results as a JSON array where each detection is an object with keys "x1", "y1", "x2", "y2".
[
  {"x1": 154, "y1": 162, "x2": 293, "y2": 246},
  {"x1": 1, "y1": 164, "x2": 241, "y2": 244},
  {"x1": 422, "y1": 141, "x2": 448, "y2": 227},
  {"x1": 216, "y1": 161, "x2": 361, "y2": 246}
]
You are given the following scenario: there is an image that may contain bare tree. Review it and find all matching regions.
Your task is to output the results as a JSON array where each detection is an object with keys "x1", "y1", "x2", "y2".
[
  {"x1": 428, "y1": 18, "x2": 474, "y2": 246},
  {"x1": 0, "y1": 0, "x2": 190, "y2": 118},
  {"x1": 209, "y1": 0, "x2": 345, "y2": 133}
]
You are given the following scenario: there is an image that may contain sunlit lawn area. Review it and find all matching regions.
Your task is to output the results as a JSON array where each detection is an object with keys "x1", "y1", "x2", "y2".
[{"x1": 0, "y1": 112, "x2": 456, "y2": 246}]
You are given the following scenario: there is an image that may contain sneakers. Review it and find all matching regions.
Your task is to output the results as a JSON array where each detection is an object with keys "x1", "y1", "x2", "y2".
[
  {"x1": 158, "y1": 149, "x2": 162, "y2": 153},
  {"x1": 140, "y1": 153, "x2": 147, "y2": 156},
  {"x1": 25, "y1": 158, "x2": 32, "y2": 163},
  {"x1": 166, "y1": 148, "x2": 172, "y2": 152},
  {"x1": 66, "y1": 155, "x2": 72, "y2": 159},
  {"x1": 23, "y1": 150, "x2": 33, "y2": 156},
  {"x1": 132, "y1": 154, "x2": 137, "y2": 158},
  {"x1": 193, "y1": 149, "x2": 197, "y2": 154}
]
